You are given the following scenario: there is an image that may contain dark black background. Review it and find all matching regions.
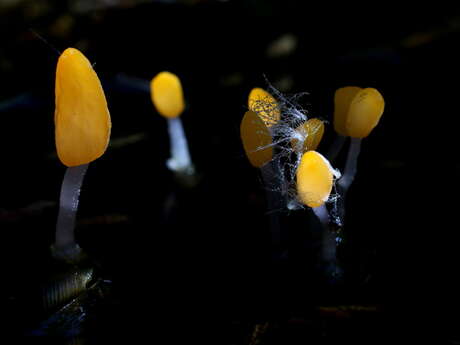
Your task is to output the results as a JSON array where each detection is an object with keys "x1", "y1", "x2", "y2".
[{"x1": 1, "y1": 1, "x2": 459, "y2": 343}]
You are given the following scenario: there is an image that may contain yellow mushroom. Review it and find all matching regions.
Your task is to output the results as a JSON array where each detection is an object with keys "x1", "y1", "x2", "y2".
[
  {"x1": 346, "y1": 88, "x2": 385, "y2": 138},
  {"x1": 54, "y1": 48, "x2": 111, "y2": 167},
  {"x1": 248, "y1": 87, "x2": 280, "y2": 128},
  {"x1": 150, "y1": 72, "x2": 195, "y2": 181},
  {"x1": 296, "y1": 151, "x2": 336, "y2": 208},
  {"x1": 291, "y1": 118, "x2": 325, "y2": 153},
  {"x1": 240, "y1": 110, "x2": 273, "y2": 168},
  {"x1": 333, "y1": 86, "x2": 385, "y2": 138},
  {"x1": 150, "y1": 71, "x2": 185, "y2": 118},
  {"x1": 333, "y1": 86, "x2": 362, "y2": 136}
]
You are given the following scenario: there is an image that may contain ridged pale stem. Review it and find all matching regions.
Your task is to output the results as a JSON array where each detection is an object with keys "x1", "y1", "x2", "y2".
[{"x1": 53, "y1": 163, "x2": 89, "y2": 262}]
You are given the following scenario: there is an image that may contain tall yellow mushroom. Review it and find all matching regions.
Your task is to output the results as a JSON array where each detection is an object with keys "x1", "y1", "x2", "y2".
[{"x1": 52, "y1": 47, "x2": 111, "y2": 263}]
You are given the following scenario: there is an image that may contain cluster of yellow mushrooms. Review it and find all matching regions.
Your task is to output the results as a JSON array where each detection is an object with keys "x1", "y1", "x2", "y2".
[
  {"x1": 52, "y1": 46, "x2": 384, "y2": 263},
  {"x1": 241, "y1": 85, "x2": 385, "y2": 209}
]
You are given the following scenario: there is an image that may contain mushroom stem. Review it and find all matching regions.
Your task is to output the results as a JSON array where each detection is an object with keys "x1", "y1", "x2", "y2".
[
  {"x1": 166, "y1": 117, "x2": 194, "y2": 176},
  {"x1": 326, "y1": 134, "x2": 347, "y2": 162},
  {"x1": 260, "y1": 162, "x2": 284, "y2": 260},
  {"x1": 339, "y1": 137, "x2": 362, "y2": 190},
  {"x1": 337, "y1": 137, "x2": 362, "y2": 222},
  {"x1": 312, "y1": 205, "x2": 342, "y2": 282},
  {"x1": 52, "y1": 163, "x2": 89, "y2": 262}
]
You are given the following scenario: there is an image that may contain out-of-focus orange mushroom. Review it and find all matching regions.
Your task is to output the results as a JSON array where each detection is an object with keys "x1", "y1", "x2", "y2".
[
  {"x1": 151, "y1": 71, "x2": 185, "y2": 119},
  {"x1": 150, "y1": 71, "x2": 196, "y2": 186}
]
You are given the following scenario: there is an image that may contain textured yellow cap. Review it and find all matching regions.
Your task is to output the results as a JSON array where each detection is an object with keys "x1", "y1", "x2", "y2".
[{"x1": 248, "y1": 87, "x2": 280, "y2": 128}]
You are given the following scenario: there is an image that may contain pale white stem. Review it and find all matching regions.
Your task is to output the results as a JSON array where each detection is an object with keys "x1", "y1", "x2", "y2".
[
  {"x1": 166, "y1": 117, "x2": 194, "y2": 174},
  {"x1": 313, "y1": 204, "x2": 342, "y2": 281},
  {"x1": 260, "y1": 162, "x2": 282, "y2": 255},
  {"x1": 339, "y1": 137, "x2": 362, "y2": 191},
  {"x1": 313, "y1": 205, "x2": 335, "y2": 263},
  {"x1": 336, "y1": 137, "x2": 362, "y2": 225},
  {"x1": 54, "y1": 164, "x2": 88, "y2": 250},
  {"x1": 312, "y1": 204, "x2": 329, "y2": 229},
  {"x1": 326, "y1": 135, "x2": 347, "y2": 162}
]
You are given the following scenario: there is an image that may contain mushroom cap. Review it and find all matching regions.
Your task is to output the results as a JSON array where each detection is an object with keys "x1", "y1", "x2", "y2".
[
  {"x1": 292, "y1": 118, "x2": 325, "y2": 153},
  {"x1": 240, "y1": 110, "x2": 273, "y2": 168},
  {"x1": 333, "y1": 86, "x2": 385, "y2": 138},
  {"x1": 248, "y1": 87, "x2": 280, "y2": 128},
  {"x1": 333, "y1": 86, "x2": 362, "y2": 136},
  {"x1": 296, "y1": 151, "x2": 335, "y2": 208},
  {"x1": 150, "y1": 71, "x2": 185, "y2": 119},
  {"x1": 54, "y1": 48, "x2": 111, "y2": 167},
  {"x1": 346, "y1": 88, "x2": 385, "y2": 138}
]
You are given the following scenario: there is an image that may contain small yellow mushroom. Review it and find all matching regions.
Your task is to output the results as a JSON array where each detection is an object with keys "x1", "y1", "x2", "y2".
[
  {"x1": 346, "y1": 88, "x2": 385, "y2": 138},
  {"x1": 291, "y1": 118, "x2": 325, "y2": 153},
  {"x1": 150, "y1": 72, "x2": 195, "y2": 180},
  {"x1": 248, "y1": 87, "x2": 280, "y2": 128},
  {"x1": 55, "y1": 48, "x2": 111, "y2": 167},
  {"x1": 333, "y1": 86, "x2": 385, "y2": 138},
  {"x1": 296, "y1": 151, "x2": 336, "y2": 208},
  {"x1": 333, "y1": 86, "x2": 362, "y2": 136},
  {"x1": 240, "y1": 110, "x2": 273, "y2": 168},
  {"x1": 150, "y1": 71, "x2": 185, "y2": 118}
]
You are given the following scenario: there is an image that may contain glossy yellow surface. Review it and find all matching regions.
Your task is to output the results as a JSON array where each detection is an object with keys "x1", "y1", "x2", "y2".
[
  {"x1": 248, "y1": 87, "x2": 280, "y2": 127},
  {"x1": 346, "y1": 88, "x2": 385, "y2": 138},
  {"x1": 333, "y1": 86, "x2": 362, "y2": 136},
  {"x1": 54, "y1": 48, "x2": 111, "y2": 167},
  {"x1": 150, "y1": 71, "x2": 185, "y2": 118},
  {"x1": 240, "y1": 110, "x2": 273, "y2": 168},
  {"x1": 296, "y1": 151, "x2": 334, "y2": 208},
  {"x1": 292, "y1": 118, "x2": 325, "y2": 153}
]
